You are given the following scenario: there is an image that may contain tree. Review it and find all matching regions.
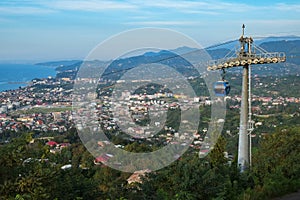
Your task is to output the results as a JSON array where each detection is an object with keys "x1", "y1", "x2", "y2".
[{"x1": 249, "y1": 127, "x2": 300, "y2": 199}]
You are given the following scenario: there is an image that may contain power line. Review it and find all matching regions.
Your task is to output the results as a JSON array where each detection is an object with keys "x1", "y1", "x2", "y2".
[{"x1": 90, "y1": 36, "x2": 300, "y2": 78}]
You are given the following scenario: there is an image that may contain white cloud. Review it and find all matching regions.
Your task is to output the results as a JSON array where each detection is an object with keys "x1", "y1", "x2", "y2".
[
  {"x1": 182, "y1": 10, "x2": 219, "y2": 15},
  {"x1": 0, "y1": 18, "x2": 12, "y2": 23},
  {"x1": 124, "y1": 20, "x2": 198, "y2": 26},
  {"x1": 15, "y1": 0, "x2": 257, "y2": 14},
  {"x1": 246, "y1": 19, "x2": 300, "y2": 25},
  {"x1": 275, "y1": 3, "x2": 300, "y2": 12},
  {"x1": 221, "y1": 19, "x2": 300, "y2": 38},
  {"x1": 3, "y1": 1, "x2": 299, "y2": 16},
  {"x1": 2, "y1": 0, "x2": 300, "y2": 15},
  {"x1": 43, "y1": 0, "x2": 137, "y2": 11},
  {"x1": 0, "y1": 6, "x2": 55, "y2": 15},
  {"x1": 132, "y1": 0, "x2": 300, "y2": 15},
  {"x1": 131, "y1": 0, "x2": 262, "y2": 13}
]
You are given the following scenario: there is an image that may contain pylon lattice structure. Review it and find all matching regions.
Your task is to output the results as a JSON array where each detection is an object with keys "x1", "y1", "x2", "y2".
[{"x1": 207, "y1": 24, "x2": 286, "y2": 172}]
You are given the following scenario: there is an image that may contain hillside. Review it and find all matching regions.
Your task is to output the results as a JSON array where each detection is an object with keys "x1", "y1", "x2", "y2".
[{"x1": 36, "y1": 38, "x2": 300, "y2": 79}]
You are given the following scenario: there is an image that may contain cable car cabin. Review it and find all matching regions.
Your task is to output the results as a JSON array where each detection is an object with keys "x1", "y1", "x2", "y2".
[{"x1": 214, "y1": 81, "x2": 230, "y2": 96}]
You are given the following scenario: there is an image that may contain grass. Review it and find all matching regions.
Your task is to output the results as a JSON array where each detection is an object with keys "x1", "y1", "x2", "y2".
[{"x1": 12, "y1": 106, "x2": 73, "y2": 115}]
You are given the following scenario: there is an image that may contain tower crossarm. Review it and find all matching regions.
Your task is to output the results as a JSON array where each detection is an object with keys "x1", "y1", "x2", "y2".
[{"x1": 207, "y1": 52, "x2": 286, "y2": 71}]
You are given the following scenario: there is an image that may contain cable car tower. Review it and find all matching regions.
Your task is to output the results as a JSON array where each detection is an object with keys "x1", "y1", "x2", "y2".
[{"x1": 207, "y1": 24, "x2": 286, "y2": 172}]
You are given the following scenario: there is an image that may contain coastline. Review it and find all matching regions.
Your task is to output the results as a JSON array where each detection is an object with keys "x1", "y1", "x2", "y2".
[{"x1": 0, "y1": 63, "x2": 56, "y2": 92}]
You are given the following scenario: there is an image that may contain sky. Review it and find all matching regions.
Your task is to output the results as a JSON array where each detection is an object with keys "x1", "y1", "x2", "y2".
[{"x1": 0, "y1": 0, "x2": 300, "y2": 62}]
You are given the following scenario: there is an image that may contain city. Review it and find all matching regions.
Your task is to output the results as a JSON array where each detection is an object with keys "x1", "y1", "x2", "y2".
[{"x1": 1, "y1": 0, "x2": 300, "y2": 199}]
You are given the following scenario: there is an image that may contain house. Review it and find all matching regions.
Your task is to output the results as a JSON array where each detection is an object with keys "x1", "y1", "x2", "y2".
[
  {"x1": 61, "y1": 164, "x2": 72, "y2": 170},
  {"x1": 94, "y1": 153, "x2": 113, "y2": 165},
  {"x1": 199, "y1": 149, "x2": 210, "y2": 156},
  {"x1": 46, "y1": 141, "x2": 58, "y2": 147},
  {"x1": 50, "y1": 148, "x2": 61, "y2": 154},
  {"x1": 97, "y1": 140, "x2": 110, "y2": 147},
  {"x1": 127, "y1": 169, "x2": 151, "y2": 185},
  {"x1": 59, "y1": 142, "x2": 70, "y2": 148}
]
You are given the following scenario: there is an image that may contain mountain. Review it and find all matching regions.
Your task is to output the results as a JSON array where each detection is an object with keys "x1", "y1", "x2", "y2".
[
  {"x1": 205, "y1": 35, "x2": 300, "y2": 51},
  {"x1": 36, "y1": 37, "x2": 300, "y2": 79},
  {"x1": 36, "y1": 60, "x2": 81, "y2": 68},
  {"x1": 255, "y1": 35, "x2": 300, "y2": 45},
  {"x1": 260, "y1": 40, "x2": 300, "y2": 65}
]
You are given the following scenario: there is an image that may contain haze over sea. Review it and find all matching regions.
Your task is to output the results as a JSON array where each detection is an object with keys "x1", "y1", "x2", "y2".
[{"x1": 0, "y1": 64, "x2": 56, "y2": 92}]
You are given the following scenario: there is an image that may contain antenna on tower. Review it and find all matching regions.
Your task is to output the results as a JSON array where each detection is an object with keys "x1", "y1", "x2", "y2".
[{"x1": 242, "y1": 24, "x2": 245, "y2": 36}]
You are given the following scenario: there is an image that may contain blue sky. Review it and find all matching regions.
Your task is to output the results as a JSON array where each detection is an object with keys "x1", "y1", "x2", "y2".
[{"x1": 0, "y1": 0, "x2": 300, "y2": 62}]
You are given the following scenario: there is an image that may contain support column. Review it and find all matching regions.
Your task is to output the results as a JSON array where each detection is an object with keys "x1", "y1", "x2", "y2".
[{"x1": 238, "y1": 64, "x2": 249, "y2": 172}]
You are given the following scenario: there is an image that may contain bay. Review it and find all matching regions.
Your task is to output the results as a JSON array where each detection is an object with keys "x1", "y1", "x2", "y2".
[{"x1": 0, "y1": 64, "x2": 57, "y2": 92}]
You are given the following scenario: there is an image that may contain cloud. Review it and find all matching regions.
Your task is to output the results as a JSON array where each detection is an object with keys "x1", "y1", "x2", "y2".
[
  {"x1": 229, "y1": 19, "x2": 300, "y2": 38},
  {"x1": 0, "y1": 0, "x2": 138, "y2": 15},
  {"x1": 8, "y1": 0, "x2": 256, "y2": 14},
  {"x1": 133, "y1": 0, "x2": 300, "y2": 15},
  {"x1": 124, "y1": 20, "x2": 199, "y2": 26},
  {"x1": 0, "y1": 17, "x2": 12, "y2": 23},
  {"x1": 182, "y1": 10, "x2": 220, "y2": 15},
  {"x1": 43, "y1": 0, "x2": 137, "y2": 12},
  {"x1": 275, "y1": 3, "x2": 300, "y2": 12},
  {"x1": 132, "y1": 0, "x2": 261, "y2": 13},
  {"x1": 2, "y1": 0, "x2": 300, "y2": 15},
  {"x1": 0, "y1": 6, "x2": 55, "y2": 15},
  {"x1": 3, "y1": 1, "x2": 300, "y2": 16},
  {"x1": 247, "y1": 19, "x2": 300, "y2": 25}
]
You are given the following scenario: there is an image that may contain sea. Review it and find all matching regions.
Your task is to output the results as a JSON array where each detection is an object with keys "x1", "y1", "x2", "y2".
[{"x1": 0, "y1": 63, "x2": 57, "y2": 92}]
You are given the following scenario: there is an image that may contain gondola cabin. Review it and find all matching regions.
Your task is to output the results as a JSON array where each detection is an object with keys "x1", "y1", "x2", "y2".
[{"x1": 214, "y1": 81, "x2": 230, "y2": 96}]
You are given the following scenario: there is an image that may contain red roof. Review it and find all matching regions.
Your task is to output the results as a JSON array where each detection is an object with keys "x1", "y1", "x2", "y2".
[
  {"x1": 95, "y1": 154, "x2": 111, "y2": 163},
  {"x1": 200, "y1": 149, "x2": 210, "y2": 154},
  {"x1": 60, "y1": 143, "x2": 70, "y2": 147},
  {"x1": 46, "y1": 141, "x2": 58, "y2": 147}
]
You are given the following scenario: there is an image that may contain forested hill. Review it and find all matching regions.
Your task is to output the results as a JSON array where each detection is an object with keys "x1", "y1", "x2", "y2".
[
  {"x1": 36, "y1": 38, "x2": 300, "y2": 79},
  {"x1": 36, "y1": 60, "x2": 81, "y2": 68},
  {"x1": 260, "y1": 40, "x2": 300, "y2": 65},
  {"x1": 0, "y1": 128, "x2": 299, "y2": 199}
]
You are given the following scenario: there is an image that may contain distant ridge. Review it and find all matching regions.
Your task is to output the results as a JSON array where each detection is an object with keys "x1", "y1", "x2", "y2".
[
  {"x1": 36, "y1": 60, "x2": 81, "y2": 68},
  {"x1": 35, "y1": 37, "x2": 300, "y2": 79}
]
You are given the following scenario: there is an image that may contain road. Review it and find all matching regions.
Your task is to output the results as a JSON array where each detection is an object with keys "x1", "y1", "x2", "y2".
[{"x1": 273, "y1": 190, "x2": 300, "y2": 200}]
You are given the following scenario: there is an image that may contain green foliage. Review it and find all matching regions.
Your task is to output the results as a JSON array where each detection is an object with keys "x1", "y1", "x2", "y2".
[
  {"x1": 124, "y1": 142, "x2": 152, "y2": 153},
  {"x1": 0, "y1": 127, "x2": 299, "y2": 199},
  {"x1": 208, "y1": 136, "x2": 227, "y2": 168},
  {"x1": 248, "y1": 127, "x2": 300, "y2": 199},
  {"x1": 11, "y1": 106, "x2": 72, "y2": 115},
  {"x1": 134, "y1": 137, "x2": 249, "y2": 200}
]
